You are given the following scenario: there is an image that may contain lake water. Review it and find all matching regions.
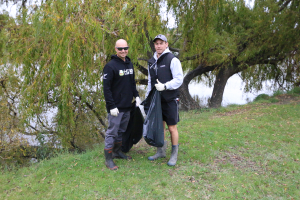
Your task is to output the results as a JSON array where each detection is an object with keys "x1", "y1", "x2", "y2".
[{"x1": 189, "y1": 74, "x2": 274, "y2": 107}]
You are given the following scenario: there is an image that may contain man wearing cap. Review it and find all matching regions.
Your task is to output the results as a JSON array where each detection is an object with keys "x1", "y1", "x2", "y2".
[
  {"x1": 146, "y1": 34, "x2": 183, "y2": 166},
  {"x1": 103, "y1": 39, "x2": 141, "y2": 170}
]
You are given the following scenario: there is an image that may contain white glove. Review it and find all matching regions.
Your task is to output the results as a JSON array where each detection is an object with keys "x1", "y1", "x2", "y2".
[
  {"x1": 110, "y1": 108, "x2": 119, "y2": 117},
  {"x1": 155, "y1": 79, "x2": 166, "y2": 91},
  {"x1": 136, "y1": 97, "x2": 141, "y2": 107}
]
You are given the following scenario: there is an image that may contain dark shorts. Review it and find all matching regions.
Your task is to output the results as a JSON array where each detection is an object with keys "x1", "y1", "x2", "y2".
[{"x1": 161, "y1": 99, "x2": 180, "y2": 126}]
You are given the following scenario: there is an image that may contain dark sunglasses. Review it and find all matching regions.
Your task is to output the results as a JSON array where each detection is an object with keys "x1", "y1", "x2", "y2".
[{"x1": 116, "y1": 47, "x2": 129, "y2": 51}]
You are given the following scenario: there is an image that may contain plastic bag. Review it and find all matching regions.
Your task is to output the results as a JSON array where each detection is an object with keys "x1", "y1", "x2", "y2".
[
  {"x1": 141, "y1": 88, "x2": 164, "y2": 147},
  {"x1": 121, "y1": 102, "x2": 144, "y2": 153}
]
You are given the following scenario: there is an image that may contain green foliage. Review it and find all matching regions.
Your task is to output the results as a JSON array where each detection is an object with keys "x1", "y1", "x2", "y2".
[
  {"x1": 1, "y1": 0, "x2": 164, "y2": 149},
  {"x1": 167, "y1": 0, "x2": 300, "y2": 91},
  {"x1": 254, "y1": 93, "x2": 270, "y2": 101},
  {"x1": 1, "y1": 0, "x2": 300, "y2": 166},
  {"x1": 35, "y1": 133, "x2": 56, "y2": 160},
  {"x1": 287, "y1": 86, "x2": 300, "y2": 95},
  {"x1": 273, "y1": 89, "x2": 285, "y2": 96},
  {"x1": 0, "y1": 64, "x2": 26, "y2": 168}
]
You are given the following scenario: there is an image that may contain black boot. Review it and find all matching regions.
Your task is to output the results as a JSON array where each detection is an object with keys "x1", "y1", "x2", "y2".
[
  {"x1": 104, "y1": 149, "x2": 118, "y2": 170},
  {"x1": 112, "y1": 142, "x2": 132, "y2": 159}
]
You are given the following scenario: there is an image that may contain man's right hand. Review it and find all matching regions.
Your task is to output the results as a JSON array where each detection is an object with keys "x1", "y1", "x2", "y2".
[
  {"x1": 155, "y1": 79, "x2": 166, "y2": 91},
  {"x1": 110, "y1": 108, "x2": 119, "y2": 117}
]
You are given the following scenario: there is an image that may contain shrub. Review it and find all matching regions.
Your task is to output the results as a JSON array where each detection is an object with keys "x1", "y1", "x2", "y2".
[
  {"x1": 273, "y1": 90, "x2": 285, "y2": 96},
  {"x1": 287, "y1": 87, "x2": 300, "y2": 95},
  {"x1": 254, "y1": 94, "x2": 269, "y2": 101}
]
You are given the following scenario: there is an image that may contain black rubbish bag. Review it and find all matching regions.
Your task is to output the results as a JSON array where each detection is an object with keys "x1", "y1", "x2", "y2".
[
  {"x1": 141, "y1": 88, "x2": 164, "y2": 147},
  {"x1": 121, "y1": 102, "x2": 144, "y2": 153}
]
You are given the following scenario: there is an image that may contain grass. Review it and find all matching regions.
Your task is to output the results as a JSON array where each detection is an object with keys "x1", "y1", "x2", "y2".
[{"x1": 1, "y1": 95, "x2": 300, "y2": 199}]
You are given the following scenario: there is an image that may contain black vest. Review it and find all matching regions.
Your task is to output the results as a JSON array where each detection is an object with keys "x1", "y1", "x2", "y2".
[{"x1": 148, "y1": 53, "x2": 179, "y2": 102}]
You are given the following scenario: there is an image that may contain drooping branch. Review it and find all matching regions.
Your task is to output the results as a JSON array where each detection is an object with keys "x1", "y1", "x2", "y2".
[
  {"x1": 246, "y1": 47, "x2": 299, "y2": 66},
  {"x1": 0, "y1": 79, "x2": 18, "y2": 117},
  {"x1": 179, "y1": 47, "x2": 218, "y2": 62},
  {"x1": 37, "y1": 115, "x2": 56, "y2": 133},
  {"x1": 170, "y1": 34, "x2": 183, "y2": 47},
  {"x1": 84, "y1": 101, "x2": 107, "y2": 129},
  {"x1": 28, "y1": 125, "x2": 38, "y2": 132},
  {"x1": 143, "y1": 21, "x2": 155, "y2": 56}
]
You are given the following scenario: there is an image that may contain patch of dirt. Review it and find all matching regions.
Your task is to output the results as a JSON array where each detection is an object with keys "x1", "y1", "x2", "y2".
[
  {"x1": 273, "y1": 94, "x2": 300, "y2": 105},
  {"x1": 211, "y1": 151, "x2": 265, "y2": 174},
  {"x1": 215, "y1": 108, "x2": 250, "y2": 117},
  {"x1": 215, "y1": 94, "x2": 300, "y2": 117},
  {"x1": 130, "y1": 138, "x2": 152, "y2": 155}
]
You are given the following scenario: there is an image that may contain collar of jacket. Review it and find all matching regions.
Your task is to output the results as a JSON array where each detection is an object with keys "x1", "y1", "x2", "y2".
[
  {"x1": 153, "y1": 48, "x2": 171, "y2": 61},
  {"x1": 111, "y1": 54, "x2": 131, "y2": 64}
]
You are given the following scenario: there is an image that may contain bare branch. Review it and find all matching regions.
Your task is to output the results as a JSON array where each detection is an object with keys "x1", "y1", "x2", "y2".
[
  {"x1": 170, "y1": 34, "x2": 183, "y2": 47},
  {"x1": 28, "y1": 125, "x2": 38, "y2": 131},
  {"x1": 169, "y1": 47, "x2": 181, "y2": 52},
  {"x1": 84, "y1": 101, "x2": 107, "y2": 129},
  {"x1": 129, "y1": 5, "x2": 136, "y2": 13},
  {"x1": 133, "y1": 62, "x2": 148, "y2": 76},
  {"x1": 0, "y1": 79, "x2": 18, "y2": 117},
  {"x1": 180, "y1": 54, "x2": 201, "y2": 62},
  {"x1": 37, "y1": 115, "x2": 55, "y2": 132},
  {"x1": 135, "y1": 79, "x2": 148, "y2": 85},
  {"x1": 0, "y1": 155, "x2": 9, "y2": 160},
  {"x1": 278, "y1": 0, "x2": 292, "y2": 12},
  {"x1": 138, "y1": 57, "x2": 148, "y2": 62},
  {"x1": 21, "y1": 0, "x2": 27, "y2": 8}
]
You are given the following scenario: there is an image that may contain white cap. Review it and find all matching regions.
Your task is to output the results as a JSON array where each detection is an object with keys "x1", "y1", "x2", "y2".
[{"x1": 153, "y1": 34, "x2": 167, "y2": 42}]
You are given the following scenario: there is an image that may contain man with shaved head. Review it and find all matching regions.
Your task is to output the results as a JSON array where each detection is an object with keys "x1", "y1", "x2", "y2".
[{"x1": 103, "y1": 39, "x2": 141, "y2": 170}]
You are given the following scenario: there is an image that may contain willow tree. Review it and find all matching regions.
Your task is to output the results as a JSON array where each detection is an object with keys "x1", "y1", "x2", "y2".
[
  {"x1": 165, "y1": 0, "x2": 300, "y2": 109},
  {"x1": 1, "y1": 0, "x2": 164, "y2": 149}
]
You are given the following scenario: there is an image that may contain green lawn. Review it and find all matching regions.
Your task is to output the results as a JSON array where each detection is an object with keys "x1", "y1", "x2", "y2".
[{"x1": 1, "y1": 99, "x2": 300, "y2": 199}]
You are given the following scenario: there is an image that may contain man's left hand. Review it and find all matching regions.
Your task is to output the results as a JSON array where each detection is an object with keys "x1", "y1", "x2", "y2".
[
  {"x1": 155, "y1": 79, "x2": 166, "y2": 91},
  {"x1": 136, "y1": 97, "x2": 141, "y2": 107}
]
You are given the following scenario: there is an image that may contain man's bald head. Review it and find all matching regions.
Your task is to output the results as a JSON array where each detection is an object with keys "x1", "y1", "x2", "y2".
[
  {"x1": 115, "y1": 39, "x2": 129, "y2": 61},
  {"x1": 115, "y1": 39, "x2": 128, "y2": 47}
]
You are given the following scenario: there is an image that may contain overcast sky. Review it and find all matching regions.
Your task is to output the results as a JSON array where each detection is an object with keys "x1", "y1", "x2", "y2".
[{"x1": 2, "y1": 0, "x2": 255, "y2": 20}]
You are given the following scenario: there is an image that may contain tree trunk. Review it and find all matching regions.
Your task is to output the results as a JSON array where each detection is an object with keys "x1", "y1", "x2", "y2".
[
  {"x1": 179, "y1": 64, "x2": 218, "y2": 110},
  {"x1": 179, "y1": 81, "x2": 199, "y2": 111},
  {"x1": 209, "y1": 64, "x2": 241, "y2": 108}
]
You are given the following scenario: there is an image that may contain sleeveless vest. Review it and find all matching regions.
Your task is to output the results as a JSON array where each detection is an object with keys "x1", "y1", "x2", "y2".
[{"x1": 148, "y1": 53, "x2": 179, "y2": 102}]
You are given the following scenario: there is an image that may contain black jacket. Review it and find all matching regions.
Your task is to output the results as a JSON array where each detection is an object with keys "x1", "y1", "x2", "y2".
[{"x1": 103, "y1": 55, "x2": 139, "y2": 112}]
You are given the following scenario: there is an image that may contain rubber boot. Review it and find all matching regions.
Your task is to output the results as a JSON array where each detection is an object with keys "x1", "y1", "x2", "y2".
[
  {"x1": 148, "y1": 141, "x2": 167, "y2": 161},
  {"x1": 104, "y1": 149, "x2": 118, "y2": 170},
  {"x1": 112, "y1": 142, "x2": 132, "y2": 159},
  {"x1": 167, "y1": 144, "x2": 179, "y2": 166}
]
